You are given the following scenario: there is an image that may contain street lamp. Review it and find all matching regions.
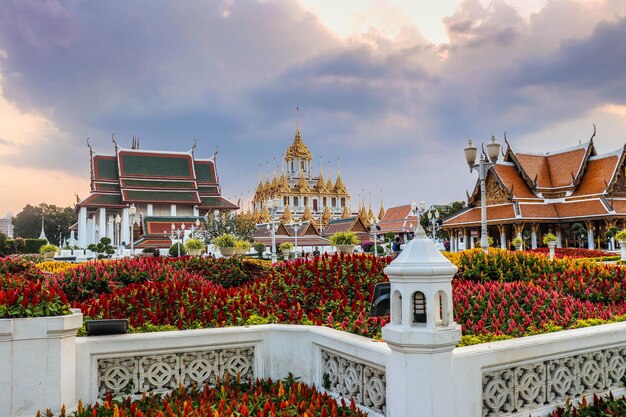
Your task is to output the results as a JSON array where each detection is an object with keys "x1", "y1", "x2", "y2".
[
  {"x1": 427, "y1": 207, "x2": 440, "y2": 237},
  {"x1": 370, "y1": 217, "x2": 379, "y2": 256},
  {"x1": 170, "y1": 223, "x2": 186, "y2": 256},
  {"x1": 464, "y1": 135, "x2": 501, "y2": 252},
  {"x1": 114, "y1": 214, "x2": 121, "y2": 252},
  {"x1": 266, "y1": 197, "x2": 280, "y2": 263},
  {"x1": 289, "y1": 222, "x2": 303, "y2": 258},
  {"x1": 410, "y1": 201, "x2": 427, "y2": 233},
  {"x1": 128, "y1": 204, "x2": 137, "y2": 255}
]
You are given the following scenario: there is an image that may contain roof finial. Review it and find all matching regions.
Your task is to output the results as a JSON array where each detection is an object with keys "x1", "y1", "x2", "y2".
[
  {"x1": 337, "y1": 157, "x2": 341, "y2": 174},
  {"x1": 296, "y1": 106, "x2": 300, "y2": 132},
  {"x1": 111, "y1": 133, "x2": 118, "y2": 152},
  {"x1": 192, "y1": 138, "x2": 197, "y2": 157},
  {"x1": 590, "y1": 124, "x2": 597, "y2": 142},
  {"x1": 265, "y1": 160, "x2": 269, "y2": 180},
  {"x1": 87, "y1": 137, "x2": 93, "y2": 156}
]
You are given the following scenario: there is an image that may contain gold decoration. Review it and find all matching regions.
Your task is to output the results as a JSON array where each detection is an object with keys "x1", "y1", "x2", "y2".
[
  {"x1": 359, "y1": 205, "x2": 370, "y2": 227},
  {"x1": 258, "y1": 205, "x2": 271, "y2": 224},
  {"x1": 280, "y1": 205, "x2": 294, "y2": 224},
  {"x1": 284, "y1": 128, "x2": 312, "y2": 160},
  {"x1": 300, "y1": 205, "x2": 315, "y2": 223},
  {"x1": 322, "y1": 204, "x2": 332, "y2": 227},
  {"x1": 341, "y1": 205, "x2": 351, "y2": 218},
  {"x1": 476, "y1": 172, "x2": 510, "y2": 205},
  {"x1": 297, "y1": 171, "x2": 310, "y2": 193}
]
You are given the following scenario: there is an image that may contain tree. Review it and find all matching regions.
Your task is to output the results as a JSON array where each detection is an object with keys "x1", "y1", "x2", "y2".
[
  {"x1": 196, "y1": 211, "x2": 256, "y2": 243},
  {"x1": 569, "y1": 223, "x2": 587, "y2": 248},
  {"x1": 12, "y1": 203, "x2": 77, "y2": 245},
  {"x1": 419, "y1": 201, "x2": 466, "y2": 241}
]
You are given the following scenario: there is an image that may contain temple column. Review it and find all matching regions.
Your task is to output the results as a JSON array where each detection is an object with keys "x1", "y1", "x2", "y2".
[
  {"x1": 107, "y1": 215, "x2": 114, "y2": 240},
  {"x1": 147, "y1": 204, "x2": 154, "y2": 216},
  {"x1": 530, "y1": 224, "x2": 539, "y2": 249},
  {"x1": 586, "y1": 221, "x2": 594, "y2": 250},
  {"x1": 121, "y1": 208, "x2": 130, "y2": 246},
  {"x1": 98, "y1": 208, "x2": 107, "y2": 241},
  {"x1": 463, "y1": 229, "x2": 469, "y2": 251},
  {"x1": 90, "y1": 214, "x2": 97, "y2": 244},
  {"x1": 556, "y1": 225, "x2": 563, "y2": 248},
  {"x1": 498, "y1": 224, "x2": 506, "y2": 250},
  {"x1": 470, "y1": 231, "x2": 475, "y2": 249},
  {"x1": 77, "y1": 207, "x2": 87, "y2": 248},
  {"x1": 451, "y1": 230, "x2": 457, "y2": 252},
  {"x1": 193, "y1": 205, "x2": 199, "y2": 217},
  {"x1": 170, "y1": 204, "x2": 177, "y2": 216}
]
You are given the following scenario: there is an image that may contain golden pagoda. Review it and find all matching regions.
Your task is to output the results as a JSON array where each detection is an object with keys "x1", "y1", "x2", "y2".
[
  {"x1": 280, "y1": 205, "x2": 294, "y2": 223},
  {"x1": 321, "y1": 204, "x2": 332, "y2": 227}
]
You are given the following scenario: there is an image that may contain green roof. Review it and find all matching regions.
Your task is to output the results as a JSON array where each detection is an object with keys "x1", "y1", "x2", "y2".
[
  {"x1": 83, "y1": 193, "x2": 123, "y2": 206},
  {"x1": 195, "y1": 162, "x2": 216, "y2": 182},
  {"x1": 198, "y1": 185, "x2": 219, "y2": 194},
  {"x1": 200, "y1": 196, "x2": 237, "y2": 208},
  {"x1": 120, "y1": 152, "x2": 193, "y2": 178},
  {"x1": 123, "y1": 190, "x2": 200, "y2": 203},
  {"x1": 122, "y1": 179, "x2": 196, "y2": 189},
  {"x1": 94, "y1": 182, "x2": 120, "y2": 191},
  {"x1": 94, "y1": 157, "x2": 118, "y2": 180}
]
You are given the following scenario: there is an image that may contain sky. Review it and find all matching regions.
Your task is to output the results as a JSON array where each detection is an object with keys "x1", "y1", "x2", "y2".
[{"x1": 2, "y1": 0, "x2": 626, "y2": 216}]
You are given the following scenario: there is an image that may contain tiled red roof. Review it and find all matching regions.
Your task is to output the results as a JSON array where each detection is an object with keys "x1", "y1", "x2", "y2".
[
  {"x1": 572, "y1": 154, "x2": 619, "y2": 196},
  {"x1": 554, "y1": 199, "x2": 609, "y2": 218},
  {"x1": 443, "y1": 204, "x2": 516, "y2": 226},
  {"x1": 515, "y1": 146, "x2": 587, "y2": 189},
  {"x1": 494, "y1": 165, "x2": 536, "y2": 199},
  {"x1": 611, "y1": 200, "x2": 626, "y2": 214},
  {"x1": 519, "y1": 203, "x2": 559, "y2": 218},
  {"x1": 380, "y1": 205, "x2": 412, "y2": 222}
]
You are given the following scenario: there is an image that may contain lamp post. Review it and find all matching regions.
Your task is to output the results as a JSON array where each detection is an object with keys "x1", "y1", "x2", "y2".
[
  {"x1": 290, "y1": 222, "x2": 302, "y2": 258},
  {"x1": 426, "y1": 207, "x2": 440, "y2": 238},
  {"x1": 114, "y1": 214, "x2": 121, "y2": 255},
  {"x1": 170, "y1": 223, "x2": 186, "y2": 256},
  {"x1": 266, "y1": 197, "x2": 280, "y2": 263},
  {"x1": 128, "y1": 204, "x2": 137, "y2": 255},
  {"x1": 370, "y1": 217, "x2": 379, "y2": 256},
  {"x1": 464, "y1": 135, "x2": 502, "y2": 253},
  {"x1": 410, "y1": 201, "x2": 427, "y2": 233}
]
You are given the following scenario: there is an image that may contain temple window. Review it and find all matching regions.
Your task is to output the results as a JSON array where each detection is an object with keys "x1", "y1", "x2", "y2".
[
  {"x1": 283, "y1": 196, "x2": 288, "y2": 206},
  {"x1": 323, "y1": 197, "x2": 327, "y2": 206},
  {"x1": 341, "y1": 197, "x2": 346, "y2": 207},
  {"x1": 332, "y1": 197, "x2": 337, "y2": 207},
  {"x1": 301, "y1": 161, "x2": 305, "y2": 171},
  {"x1": 290, "y1": 161, "x2": 293, "y2": 172},
  {"x1": 412, "y1": 291, "x2": 427, "y2": 324},
  {"x1": 294, "y1": 196, "x2": 299, "y2": 206},
  {"x1": 304, "y1": 197, "x2": 308, "y2": 206}
]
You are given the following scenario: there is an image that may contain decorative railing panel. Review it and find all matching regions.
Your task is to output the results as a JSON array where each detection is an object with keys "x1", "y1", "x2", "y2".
[
  {"x1": 482, "y1": 346, "x2": 626, "y2": 416},
  {"x1": 321, "y1": 349, "x2": 386, "y2": 415},
  {"x1": 98, "y1": 346, "x2": 254, "y2": 399}
]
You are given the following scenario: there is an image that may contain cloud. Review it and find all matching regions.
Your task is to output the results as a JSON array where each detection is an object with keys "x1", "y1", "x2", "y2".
[{"x1": 1, "y1": 0, "x2": 626, "y2": 214}]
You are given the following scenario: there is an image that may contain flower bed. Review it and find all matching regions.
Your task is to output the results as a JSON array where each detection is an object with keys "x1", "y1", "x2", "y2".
[
  {"x1": 3, "y1": 249, "x2": 626, "y2": 346},
  {"x1": 42, "y1": 375, "x2": 367, "y2": 417},
  {"x1": 549, "y1": 393, "x2": 626, "y2": 416},
  {"x1": 528, "y1": 247, "x2": 616, "y2": 259}
]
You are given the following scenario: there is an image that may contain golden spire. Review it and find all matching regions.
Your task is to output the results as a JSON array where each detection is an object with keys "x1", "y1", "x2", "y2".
[
  {"x1": 378, "y1": 189, "x2": 386, "y2": 221},
  {"x1": 341, "y1": 205, "x2": 351, "y2": 218},
  {"x1": 285, "y1": 107, "x2": 312, "y2": 161},
  {"x1": 326, "y1": 160, "x2": 333, "y2": 191},
  {"x1": 300, "y1": 205, "x2": 315, "y2": 223},
  {"x1": 297, "y1": 166, "x2": 310, "y2": 193},
  {"x1": 368, "y1": 192, "x2": 375, "y2": 221},
  {"x1": 259, "y1": 205, "x2": 271, "y2": 223},
  {"x1": 315, "y1": 158, "x2": 327, "y2": 193},
  {"x1": 280, "y1": 205, "x2": 294, "y2": 224},
  {"x1": 359, "y1": 204, "x2": 370, "y2": 227},
  {"x1": 263, "y1": 161, "x2": 271, "y2": 198},
  {"x1": 270, "y1": 167, "x2": 279, "y2": 197},
  {"x1": 322, "y1": 204, "x2": 332, "y2": 227},
  {"x1": 334, "y1": 158, "x2": 347, "y2": 194},
  {"x1": 252, "y1": 205, "x2": 260, "y2": 223}
]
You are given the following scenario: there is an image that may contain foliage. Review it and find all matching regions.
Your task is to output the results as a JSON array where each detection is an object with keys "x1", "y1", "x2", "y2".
[
  {"x1": 141, "y1": 247, "x2": 160, "y2": 257},
  {"x1": 604, "y1": 225, "x2": 619, "y2": 240},
  {"x1": 512, "y1": 237, "x2": 523, "y2": 247},
  {"x1": 39, "y1": 244, "x2": 59, "y2": 255},
  {"x1": 90, "y1": 237, "x2": 115, "y2": 258},
  {"x1": 196, "y1": 212, "x2": 255, "y2": 243},
  {"x1": 528, "y1": 247, "x2": 615, "y2": 259},
  {"x1": 213, "y1": 233, "x2": 237, "y2": 248},
  {"x1": 169, "y1": 243, "x2": 187, "y2": 257},
  {"x1": 549, "y1": 393, "x2": 626, "y2": 416},
  {"x1": 253, "y1": 242, "x2": 266, "y2": 258},
  {"x1": 184, "y1": 238, "x2": 205, "y2": 250},
  {"x1": 0, "y1": 272, "x2": 71, "y2": 318},
  {"x1": 43, "y1": 375, "x2": 367, "y2": 417},
  {"x1": 569, "y1": 223, "x2": 587, "y2": 247},
  {"x1": 616, "y1": 229, "x2": 626, "y2": 241},
  {"x1": 36, "y1": 261, "x2": 78, "y2": 275},
  {"x1": 329, "y1": 231, "x2": 360, "y2": 246},
  {"x1": 542, "y1": 233, "x2": 557, "y2": 244},
  {"x1": 278, "y1": 242, "x2": 293, "y2": 252},
  {"x1": 236, "y1": 240, "x2": 251, "y2": 253},
  {"x1": 12, "y1": 203, "x2": 77, "y2": 245}
]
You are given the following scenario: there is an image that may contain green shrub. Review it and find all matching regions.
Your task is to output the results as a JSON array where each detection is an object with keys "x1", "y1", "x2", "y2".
[
  {"x1": 213, "y1": 233, "x2": 237, "y2": 247},
  {"x1": 39, "y1": 243, "x2": 59, "y2": 255},
  {"x1": 329, "y1": 231, "x2": 360, "y2": 245},
  {"x1": 22, "y1": 238, "x2": 47, "y2": 254},
  {"x1": 184, "y1": 238, "x2": 205, "y2": 251},
  {"x1": 169, "y1": 243, "x2": 187, "y2": 257},
  {"x1": 616, "y1": 229, "x2": 626, "y2": 241},
  {"x1": 253, "y1": 242, "x2": 266, "y2": 258},
  {"x1": 543, "y1": 233, "x2": 557, "y2": 245},
  {"x1": 278, "y1": 242, "x2": 293, "y2": 252}
]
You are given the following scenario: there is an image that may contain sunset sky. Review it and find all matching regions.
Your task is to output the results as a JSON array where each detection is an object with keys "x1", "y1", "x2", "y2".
[{"x1": 1, "y1": 0, "x2": 626, "y2": 216}]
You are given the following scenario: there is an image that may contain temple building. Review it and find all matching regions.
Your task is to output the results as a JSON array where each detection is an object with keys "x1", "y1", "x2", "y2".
[
  {"x1": 442, "y1": 135, "x2": 626, "y2": 251},
  {"x1": 75, "y1": 139, "x2": 237, "y2": 249},
  {"x1": 0, "y1": 212, "x2": 14, "y2": 238},
  {"x1": 251, "y1": 119, "x2": 356, "y2": 229}
]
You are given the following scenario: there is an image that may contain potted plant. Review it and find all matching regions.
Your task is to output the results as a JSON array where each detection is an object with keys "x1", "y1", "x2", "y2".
[
  {"x1": 39, "y1": 243, "x2": 59, "y2": 259},
  {"x1": 253, "y1": 242, "x2": 266, "y2": 259},
  {"x1": 543, "y1": 233, "x2": 557, "y2": 260},
  {"x1": 213, "y1": 233, "x2": 237, "y2": 257},
  {"x1": 235, "y1": 240, "x2": 251, "y2": 255},
  {"x1": 329, "y1": 231, "x2": 360, "y2": 254},
  {"x1": 512, "y1": 237, "x2": 523, "y2": 251},
  {"x1": 184, "y1": 238, "x2": 205, "y2": 256},
  {"x1": 278, "y1": 242, "x2": 293, "y2": 260},
  {"x1": 616, "y1": 230, "x2": 626, "y2": 260}
]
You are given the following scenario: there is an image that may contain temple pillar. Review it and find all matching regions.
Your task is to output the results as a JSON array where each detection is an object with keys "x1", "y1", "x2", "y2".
[
  {"x1": 450, "y1": 230, "x2": 456, "y2": 252},
  {"x1": 107, "y1": 215, "x2": 114, "y2": 240},
  {"x1": 498, "y1": 224, "x2": 506, "y2": 250},
  {"x1": 77, "y1": 207, "x2": 87, "y2": 248},
  {"x1": 530, "y1": 224, "x2": 539, "y2": 249},
  {"x1": 121, "y1": 208, "x2": 130, "y2": 246},
  {"x1": 98, "y1": 208, "x2": 107, "y2": 241},
  {"x1": 586, "y1": 221, "x2": 594, "y2": 250},
  {"x1": 556, "y1": 225, "x2": 563, "y2": 248},
  {"x1": 171, "y1": 204, "x2": 177, "y2": 216},
  {"x1": 470, "y1": 231, "x2": 475, "y2": 249},
  {"x1": 193, "y1": 205, "x2": 199, "y2": 216},
  {"x1": 90, "y1": 214, "x2": 97, "y2": 244},
  {"x1": 147, "y1": 204, "x2": 154, "y2": 216}
]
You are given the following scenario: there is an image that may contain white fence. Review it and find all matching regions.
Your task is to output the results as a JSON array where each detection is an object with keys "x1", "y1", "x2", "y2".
[{"x1": 3, "y1": 314, "x2": 626, "y2": 417}]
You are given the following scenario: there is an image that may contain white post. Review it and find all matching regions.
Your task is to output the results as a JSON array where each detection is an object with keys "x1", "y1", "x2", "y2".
[
  {"x1": 77, "y1": 206, "x2": 87, "y2": 248},
  {"x1": 463, "y1": 230, "x2": 469, "y2": 250},
  {"x1": 107, "y1": 215, "x2": 114, "y2": 240},
  {"x1": 587, "y1": 227, "x2": 594, "y2": 250},
  {"x1": 193, "y1": 205, "x2": 199, "y2": 216},
  {"x1": 470, "y1": 234, "x2": 475, "y2": 249},
  {"x1": 98, "y1": 208, "x2": 106, "y2": 242},
  {"x1": 620, "y1": 240, "x2": 626, "y2": 261},
  {"x1": 170, "y1": 204, "x2": 177, "y2": 216},
  {"x1": 500, "y1": 229, "x2": 506, "y2": 250},
  {"x1": 147, "y1": 204, "x2": 154, "y2": 216},
  {"x1": 382, "y1": 226, "x2": 461, "y2": 417},
  {"x1": 531, "y1": 227, "x2": 537, "y2": 249},
  {"x1": 556, "y1": 227, "x2": 563, "y2": 248},
  {"x1": 90, "y1": 214, "x2": 97, "y2": 244},
  {"x1": 121, "y1": 208, "x2": 130, "y2": 246}
]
